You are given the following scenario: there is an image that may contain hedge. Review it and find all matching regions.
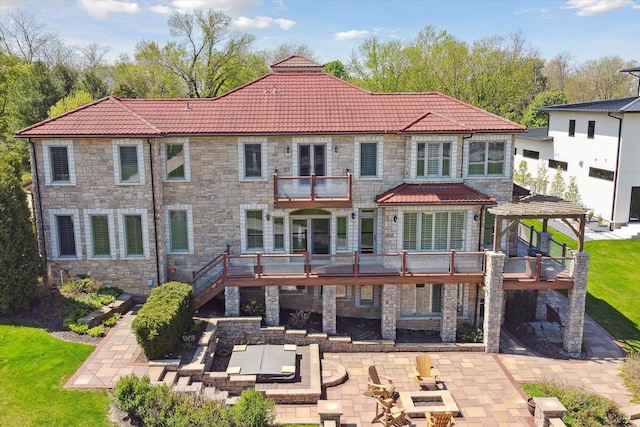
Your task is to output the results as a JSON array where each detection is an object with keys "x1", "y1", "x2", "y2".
[{"x1": 132, "y1": 282, "x2": 195, "y2": 360}]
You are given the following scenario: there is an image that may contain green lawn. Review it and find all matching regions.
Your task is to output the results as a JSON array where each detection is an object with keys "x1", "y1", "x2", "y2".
[
  {"x1": 520, "y1": 219, "x2": 640, "y2": 352},
  {"x1": 0, "y1": 324, "x2": 112, "y2": 427}
]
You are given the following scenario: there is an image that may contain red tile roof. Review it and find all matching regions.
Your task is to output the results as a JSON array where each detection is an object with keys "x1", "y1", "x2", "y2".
[
  {"x1": 376, "y1": 183, "x2": 496, "y2": 205},
  {"x1": 16, "y1": 59, "x2": 526, "y2": 138},
  {"x1": 271, "y1": 55, "x2": 324, "y2": 71}
]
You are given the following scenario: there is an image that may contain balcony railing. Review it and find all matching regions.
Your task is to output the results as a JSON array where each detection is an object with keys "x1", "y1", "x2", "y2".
[
  {"x1": 273, "y1": 173, "x2": 352, "y2": 208},
  {"x1": 503, "y1": 254, "x2": 573, "y2": 288}
]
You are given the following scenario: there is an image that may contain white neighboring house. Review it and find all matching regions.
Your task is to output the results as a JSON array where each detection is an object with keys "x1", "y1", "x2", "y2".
[{"x1": 514, "y1": 97, "x2": 640, "y2": 229}]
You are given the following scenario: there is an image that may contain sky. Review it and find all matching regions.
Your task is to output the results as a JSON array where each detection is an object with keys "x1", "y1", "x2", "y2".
[{"x1": 2, "y1": 0, "x2": 640, "y2": 66}]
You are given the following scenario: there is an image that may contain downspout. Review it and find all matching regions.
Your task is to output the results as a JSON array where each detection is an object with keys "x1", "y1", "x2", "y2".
[
  {"x1": 608, "y1": 113, "x2": 623, "y2": 230},
  {"x1": 29, "y1": 139, "x2": 48, "y2": 266},
  {"x1": 461, "y1": 133, "x2": 473, "y2": 179},
  {"x1": 147, "y1": 139, "x2": 161, "y2": 286}
]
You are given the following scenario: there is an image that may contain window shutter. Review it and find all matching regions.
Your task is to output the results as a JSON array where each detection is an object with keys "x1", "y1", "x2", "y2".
[
  {"x1": 91, "y1": 216, "x2": 110, "y2": 256},
  {"x1": 442, "y1": 142, "x2": 451, "y2": 176},
  {"x1": 360, "y1": 142, "x2": 377, "y2": 177},
  {"x1": 125, "y1": 215, "x2": 144, "y2": 255},
  {"x1": 170, "y1": 211, "x2": 188, "y2": 251},
  {"x1": 450, "y1": 212, "x2": 465, "y2": 250},
  {"x1": 120, "y1": 146, "x2": 139, "y2": 182},
  {"x1": 56, "y1": 215, "x2": 76, "y2": 256}
]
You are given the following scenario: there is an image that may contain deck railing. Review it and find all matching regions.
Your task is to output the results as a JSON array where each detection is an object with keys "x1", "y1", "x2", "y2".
[{"x1": 503, "y1": 254, "x2": 573, "y2": 281}]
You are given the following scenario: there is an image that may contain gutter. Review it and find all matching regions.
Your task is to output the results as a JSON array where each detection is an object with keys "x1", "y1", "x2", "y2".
[
  {"x1": 147, "y1": 139, "x2": 161, "y2": 286},
  {"x1": 28, "y1": 139, "x2": 48, "y2": 268},
  {"x1": 607, "y1": 113, "x2": 623, "y2": 229}
]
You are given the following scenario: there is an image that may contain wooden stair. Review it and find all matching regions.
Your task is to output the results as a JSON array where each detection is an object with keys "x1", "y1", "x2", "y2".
[{"x1": 194, "y1": 278, "x2": 225, "y2": 309}]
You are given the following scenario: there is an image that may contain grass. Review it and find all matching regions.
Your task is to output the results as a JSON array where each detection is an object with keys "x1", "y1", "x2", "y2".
[
  {"x1": 520, "y1": 219, "x2": 640, "y2": 353},
  {"x1": 0, "y1": 324, "x2": 112, "y2": 427},
  {"x1": 520, "y1": 218, "x2": 578, "y2": 255}
]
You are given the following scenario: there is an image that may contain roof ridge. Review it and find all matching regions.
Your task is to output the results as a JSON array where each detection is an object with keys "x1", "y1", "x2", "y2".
[
  {"x1": 113, "y1": 97, "x2": 163, "y2": 133},
  {"x1": 620, "y1": 96, "x2": 640, "y2": 111},
  {"x1": 209, "y1": 73, "x2": 274, "y2": 101}
]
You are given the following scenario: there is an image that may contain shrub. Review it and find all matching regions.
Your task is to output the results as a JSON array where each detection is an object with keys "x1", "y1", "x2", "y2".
[
  {"x1": 59, "y1": 278, "x2": 99, "y2": 297},
  {"x1": 230, "y1": 389, "x2": 276, "y2": 427},
  {"x1": 63, "y1": 307, "x2": 88, "y2": 328},
  {"x1": 621, "y1": 352, "x2": 640, "y2": 403},
  {"x1": 456, "y1": 323, "x2": 483, "y2": 343},
  {"x1": 102, "y1": 312, "x2": 121, "y2": 327},
  {"x1": 87, "y1": 325, "x2": 104, "y2": 337},
  {"x1": 288, "y1": 309, "x2": 310, "y2": 329},
  {"x1": 241, "y1": 299, "x2": 265, "y2": 317},
  {"x1": 523, "y1": 380, "x2": 627, "y2": 426},
  {"x1": 113, "y1": 374, "x2": 152, "y2": 419},
  {"x1": 132, "y1": 282, "x2": 195, "y2": 360},
  {"x1": 68, "y1": 323, "x2": 89, "y2": 334}
]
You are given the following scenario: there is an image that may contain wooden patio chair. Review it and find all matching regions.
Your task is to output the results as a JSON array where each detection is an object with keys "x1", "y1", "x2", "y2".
[
  {"x1": 371, "y1": 396, "x2": 407, "y2": 427},
  {"x1": 425, "y1": 411, "x2": 455, "y2": 427},
  {"x1": 413, "y1": 354, "x2": 440, "y2": 390},
  {"x1": 365, "y1": 365, "x2": 396, "y2": 399}
]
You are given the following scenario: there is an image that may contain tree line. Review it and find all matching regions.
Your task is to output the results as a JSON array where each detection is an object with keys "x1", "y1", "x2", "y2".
[{"x1": 1, "y1": 8, "x2": 638, "y2": 167}]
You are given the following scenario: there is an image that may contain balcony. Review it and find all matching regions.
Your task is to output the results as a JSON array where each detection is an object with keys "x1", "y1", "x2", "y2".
[
  {"x1": 273, "y1": 173, "x2": 352, "y2": 209},
  {"x1": 503, "y1": 254, "x2": 574, "y2": 290}
]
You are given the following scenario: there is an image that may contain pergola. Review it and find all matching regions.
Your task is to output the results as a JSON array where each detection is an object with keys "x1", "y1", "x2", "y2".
[{"x1": 488, "y1": 195, "x2": 589, "y2": 253}]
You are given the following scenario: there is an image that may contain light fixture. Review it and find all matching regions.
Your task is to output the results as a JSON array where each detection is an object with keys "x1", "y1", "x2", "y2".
[
  {"x1": 393, "y1": 215, "x2": 398, "y2": 223},
  {"x1": 351, "y1": 212, "x2": 356, "y2": 220},
  {"x1": 334, "y1": 145, "x2": 339, "y2": 154},
  {"x1": 473, "y1": 214, "x2": 479, "y2": 222},
  {"x1": 285, "y1": 145, "x2": 290, "y2": 155},
  {"x1": 266, "y1": 213, "x2": 271, "y2": 221}
]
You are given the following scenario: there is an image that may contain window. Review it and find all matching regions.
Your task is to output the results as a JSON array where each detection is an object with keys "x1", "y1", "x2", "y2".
[
  {"x1": 124, "y1": 215, "x2": 144, "y2": 256},
  {"x1": 359, "y1": 285, "x2": 374, "y2": 305},
  {"x1": 403, "y1": 212, "x2": 465, "y2": 252},
  {"x1": 587, "y1": 120, "x2": 595, "y2": 139},
  {"x1": 43, "y1": 140, "x2": 75, "y2": 185},
  {"x1": 468, "y1": 141, "x2": 505, "y2": 176},
  {"x1": 568, "y1": 120, "x2": 576, "y2": 137},
  {"x1": 280, "y1": 285, "x2": 306, "y2": 294},
  {"x1": 169, "y1": 211, "x2": 189, "y2": 252},
  {"x1": 166, "y1": 144, "x2": 185, "y2": 179},
  {"x1": 299, "y1": 144, "x2": 325, "y2": 176},
  {"x1": 244, "y1": 144, "x2": 262, "y2": 178},
  {"x1": 90, "y1": 216, "x2": 111, "y2": 257},
  {"x1": 548, "y1": 159, "x2": 568, "y2": 171},
  {"x1": 400, "y1": 284, "x2": 442, "y2": 316},
  {"x1": 417, "y1": 142, "x2": 451, "y2": 177},
  {"x1": 336, "y1": 285, "x2": 347, "y2": 299},
  {"x1": 246, "y1": 210, "x2": 264, "y2": 250},
  {"x1": 113, "y1": 140, "x2": 144, "y2": 184},
  {"x1": 273, "y1": 217, "x2": 284, "y2": 251},
  {"x1": 360, "y1": 142, "x2": 377, "y2": 177},
  {"x1": 589, "y1": 167, "x2": 614, "y2": 181},
  {"x1": 56, "y1": 215, "x2": 76, "y2": 257},
  {"x1": 336, "y1": 216, "x2": 347, "y2": 250},
  {"x1": 522, "y1": 149, "x2": 540, "y2": 160}
]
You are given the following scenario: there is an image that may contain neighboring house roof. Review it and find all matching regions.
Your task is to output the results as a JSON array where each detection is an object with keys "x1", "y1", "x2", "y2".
[
  {"x1": 376, "y1": 183, "x2": 496, "y2": 205},
  {"x1": 270, "y1": 55, "x2": 324, "y2": 72},
  {"x1": 513, "y1": 183, "x2": 531, "y2": 198},
  {"x1": 16, "y1": 56, "x2": 525, "y2": 138},
  {"x1": 516, "y1": 126, "x2": 552, "y2": 142},
  {"x1": 536, "y1": 96, "x2": 640, "y2": 113}
]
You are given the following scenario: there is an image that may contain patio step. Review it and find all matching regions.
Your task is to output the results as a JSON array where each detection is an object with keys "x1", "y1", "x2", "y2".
[
  {"x1": 162, "y1": 371, "x2": 178, "y2": 386},
  {"x1": 203, "y1": 387, "x2": 229, "y2": 401},
  {"x1": 172, "y1": 377, "x2": 204, "y2": 393},
  {"x1": 321, "y1": 359, "x2": 348, "y2": 388},
  {"x1": 621, "y1": 404, "x2": 640, "y2": 420},
  {"x1": 148, "y1": 366, "x2": 165, "y2": 384}
]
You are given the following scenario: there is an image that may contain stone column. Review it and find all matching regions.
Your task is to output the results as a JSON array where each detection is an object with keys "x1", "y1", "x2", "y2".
[
  {"x1": 536, "y1": 231, "x2": 552, "y2": 255},
  {"x1": 483, "y1": 251, "x2": 506, "y2": 353},
  {"x1": 224, "y1": 286, "x2": 240, "y2": 317},
  {"x1": 322, "y1": 285, "x2": 336, "y2": 334},
  {"x1": 264, "y1": 286, "x2": 280, "y2": 326},
  {"x1": 440, "y1": 284, "x2": 458, "y2": 343},
  {"x1": 535, "y1": 289, "x2": 548, "y2": 320},
  {"x1": 381, "y1": 284, "x2": 397, "y2": 340},
  {"x1": 563, "y1": 252, "x2": 590, "y2": 356}
]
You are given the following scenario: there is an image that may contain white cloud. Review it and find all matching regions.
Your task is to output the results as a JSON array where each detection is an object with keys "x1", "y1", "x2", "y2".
[
  {"x1": 334, "y1": 29, "x2": 369, "y2": 41},
  {"x1": 149, "y1": 4, "x2": 173, "y2": 14},
  {"x1": 78, "y1": 0, "x2": 141, "y2": 18},
  {"x1": 515, "y1": 8, "x2": 553, "y2": 19},
  {"x1": 171, "y1": 0, "x2": 261, "y2": 16},
  {"x1": 563, "y1": 0, "x2": 636, "y2": 16},
  {"x1": 234, "y1": 16, "x2": 295, "y2": 30}
]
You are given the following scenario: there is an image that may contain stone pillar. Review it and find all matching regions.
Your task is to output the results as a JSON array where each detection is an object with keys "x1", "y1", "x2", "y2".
[
  {"x1": 507, "y1": 225, "x2": 519, "y2": 257},
  {"x1": 440, "y1": 283, "x2": 458, "y2": 343},
  {"x1": 224, "y1": 286, "x2": 240, "y2": 317},
  {"x1": 317, "y1": 400, "x2": 342, "y2": 426},
  {"x1": 322, "y1": 285, "x2": 336, "y2": 334},
  {"x1": 563, "y1": 252, "x2": 590, "y2": 356},
  {"x1": 533, "y1": 397, "x2": 567, "y2": 427},
  {"x1": 483, "y1": 251, "x2": 506, "y2": 353},
  {"x1": 536, "y1": 231, "x2": 552, "y2": 255},
  {"x1": 535, "y1": 289, "x2": 548, "y2": 320},
  {"x1": 381, "y1": 284, "x2": 397, "y2": 340},
  {"x1": 264, "y1": 286, "x2": 280, "y2": 326}
]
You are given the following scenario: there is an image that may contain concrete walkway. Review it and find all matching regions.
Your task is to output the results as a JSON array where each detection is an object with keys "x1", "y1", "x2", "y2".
[{"x1": 67, "y1": 296, "x2": 630, "y2": 426}]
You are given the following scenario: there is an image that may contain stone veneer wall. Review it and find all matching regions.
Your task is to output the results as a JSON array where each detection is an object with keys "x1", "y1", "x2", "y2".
[{"x1": 563, "y1": 252, "x2": 589, "y2": 355}]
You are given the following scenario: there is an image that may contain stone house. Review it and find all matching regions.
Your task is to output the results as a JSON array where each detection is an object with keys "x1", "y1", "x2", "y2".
[{"x1": 17, "y1": 56, "x2": 588, "y2": 352}]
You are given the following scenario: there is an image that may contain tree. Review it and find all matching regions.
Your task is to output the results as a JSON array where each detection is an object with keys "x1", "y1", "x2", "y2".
[
  {"x1": 522, "y1": 89, "x2": 568, "y2": 128},
  {"x1": 549, "y1": 166, "x2": 566, "y2": 198},
  {"x1": 514, "y1": 159, "x2": 532, "y2": 187},
  {"x1": 564, "y1": 176, "x2": 582, "y2": 205},
  {"x1": 136, "y1": 9, "x2": 256, "y2": 98},
  {"x1": 48, "y1": 90, "x2": 93, "y2": 118},
  {"x1": 261, "y1": 42, "x2": 317, "y2": 65},
  {"x1": 348, "y1": 36, "x2": 411, "y2": 92},
  {"x1": 323, "y1": 60, "x2": 349, "y2": 79},
  {"x1": 0, "y1": 152, "x2": 43, "y2": 314},
  {"x1": 532, "y1": 161, "x2": 549, "y2": 195}
]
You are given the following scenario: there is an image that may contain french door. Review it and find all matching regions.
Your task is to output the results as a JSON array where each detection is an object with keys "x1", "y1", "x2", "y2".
[{"x1": 291, "y1": 217, "x2": 330, "y2": 254}]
